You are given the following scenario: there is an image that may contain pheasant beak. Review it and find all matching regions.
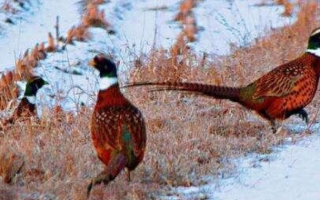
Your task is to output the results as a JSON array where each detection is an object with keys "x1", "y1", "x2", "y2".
[
  {"x1": 43, "y1": 80, "x2": 49, "y2": 85},
  {"x1": 88, "y1": 59, "x2": 96, "y2": 68}
]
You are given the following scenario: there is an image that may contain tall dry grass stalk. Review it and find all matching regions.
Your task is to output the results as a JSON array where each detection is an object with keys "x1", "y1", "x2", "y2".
[{"x1": 172, "y1": 0, "x2": 198, "y2": 56}]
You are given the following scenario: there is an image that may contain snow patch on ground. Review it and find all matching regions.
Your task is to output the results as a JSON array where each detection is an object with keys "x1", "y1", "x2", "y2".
[
  {"x1": 0, "y1": 0, "x2": 80, "y2": 70},
  {"x1": 168, "y1": 122, "x2": 320, "y2": 200},
  {"x1": 191, "y1": 0, "x2": 296, "y2": 55},
  {"x1": 0, "y1": 1, "x2": 317, "y2": 200}
]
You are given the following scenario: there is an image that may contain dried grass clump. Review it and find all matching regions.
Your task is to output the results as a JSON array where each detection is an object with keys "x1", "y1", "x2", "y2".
[
  {"x1": 172, "y1": 0, "x2": 199, "y2": 55},
  {"x1": 275, "y1": 0, "x2": 294, "y2": 16},
  {"x1": 45, "y1": 32, "x2": 57, "y2": 52},
  {"x1": 0, "y1": 71, "x2": 19, "y2": 110},
  {"x1": 171, "y1": 32, "x2": 189, "y2": 57},
  {"x1": 0, "y1": 1, "x2": 318, "y2": 199},
  {"x1": 78, "y1": 0, "x2": 106, "y2": 13},
  {"x1": 15, "y1": 52, "x2": 34, "y2": 80},
  {"x1": 174, "y1": 0, "x2": 195, "y2": 22},
  {"x1": 0, "y1": 149, "x2": 24, "y2": 184},
  {"x1": 65, "y1": 24, "x2": 91, "y2": 43},
  {"x1": 82, "y1": 5, "x2": 110, "y2": 29}
]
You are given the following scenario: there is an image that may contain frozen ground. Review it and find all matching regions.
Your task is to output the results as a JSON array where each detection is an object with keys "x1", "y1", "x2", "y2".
[
  {"x1": 169, "y1": 124, "x2": 320, "y2": 200},
  {"x1": 192, "y1": 0, "x2": 296, "y2": 55},
  {"x1": 1, "y1": 1, "x2": 318, "y2": 200}
]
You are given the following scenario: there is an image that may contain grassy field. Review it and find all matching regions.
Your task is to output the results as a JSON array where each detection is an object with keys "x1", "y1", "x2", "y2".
[{"x1": 0, "y1": 0, "x2": 319, "y2": 199}]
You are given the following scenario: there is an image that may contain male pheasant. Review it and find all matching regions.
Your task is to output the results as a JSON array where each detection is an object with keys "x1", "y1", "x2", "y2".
[
  {"x1": 3, "y1": 76, "x2": 48, "y2": 125},
  {"x1": 124, "y1": 28, "x2": 320, "y2": 133},
  {"x1": 87, "y1": 54, "x2": 146, "y2": 197}
]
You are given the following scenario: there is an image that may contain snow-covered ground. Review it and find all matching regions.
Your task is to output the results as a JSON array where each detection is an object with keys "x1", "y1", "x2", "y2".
[
  {"x1": 192, "y1": 0, "x2": 296, "y2": 55},
  {"x1": 2, "y1": 1, "x2": 319, "y2": 200},
  {"x1": 169, "y1": 125, "x2": 320, "y2": 200},
  {"x1": 214, "y1": 134, "x2": 320, "y2": 200},
  {"x1": 0, "y1": 0, "x2": 80, "y2": 70}
]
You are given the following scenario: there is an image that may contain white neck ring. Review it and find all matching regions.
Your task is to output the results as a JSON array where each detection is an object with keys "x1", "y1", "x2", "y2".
[
  {"x1": 99, "y1": 77, "x2": 118, "y2": 90},
  {"x1": 306, "y1": 48, "x2": 320, "y2": 57},
  {"x1": 26, "y1": 95, "x2": 36, "y2": 104}
]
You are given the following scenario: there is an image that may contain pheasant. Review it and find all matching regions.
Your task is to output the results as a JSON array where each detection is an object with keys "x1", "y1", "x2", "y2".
[
  {"x1": 87, "y1": 54, "x2": 146, "y2": 197},
  {"x1": 3, "y1": 76, "x2": 48, "y2": 125},
  {"x1": 123, "y1": 28, "x2": 320, "y2": 133}
]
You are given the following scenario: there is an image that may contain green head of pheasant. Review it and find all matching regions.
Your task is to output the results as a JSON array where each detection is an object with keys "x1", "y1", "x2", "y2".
[
  {"x1": 24, "y1": 76, "x2": 48, "y2": 98},
  {"x1": 89, "y1": 54, "x2": 118, "y2": 91},
  {"x1": 307, "y1": 27, "x2": 320, "y2": 56}
]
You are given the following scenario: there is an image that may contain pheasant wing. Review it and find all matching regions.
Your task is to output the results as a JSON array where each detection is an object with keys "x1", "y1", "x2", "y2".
[
  {"x1": 252, "y1": 66, "x2": 302, "y2": 99},
  {"x1": 122, "y1": 106, "x2": 146, "y2": 156},
  {"x1": 92, "y1": 108, "x2": 123, "y2": 151}
]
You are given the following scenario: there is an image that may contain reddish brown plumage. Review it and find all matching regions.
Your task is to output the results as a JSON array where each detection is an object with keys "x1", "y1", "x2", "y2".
[
  {"x1": 91, "y1": 84, "x2": 146, "y2": 162},
  {"x1": 2, "y1": 76, "x2": 47, "y2": 127},
  {"x1": 124, "y1": 52, "x2": 320, "y2": 132},
  {"x1": 4, "y1": 98, "x2": 36, "y2": 124},
  {"x1": 88, "y1": 55, "x2": 146, "y2": 197}
]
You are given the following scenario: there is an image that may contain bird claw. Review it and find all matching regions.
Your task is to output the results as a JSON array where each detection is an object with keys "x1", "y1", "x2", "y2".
[{"x1": 296, "y1": 109, "x2": 309, "y2": 124}]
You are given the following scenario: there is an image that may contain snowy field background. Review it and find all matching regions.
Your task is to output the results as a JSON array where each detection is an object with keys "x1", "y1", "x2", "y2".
[{"x1": 0, "y1": 0, "x2": 319, "y2": 199}]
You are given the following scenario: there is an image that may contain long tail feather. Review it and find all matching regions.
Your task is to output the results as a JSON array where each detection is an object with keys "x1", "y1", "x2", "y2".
[
  {"x1": 123, "y1": 82, "x2": 242, "y2": 102},
  {"x1": 87, "y1": 153, "x2": 127, "y2": 197}
]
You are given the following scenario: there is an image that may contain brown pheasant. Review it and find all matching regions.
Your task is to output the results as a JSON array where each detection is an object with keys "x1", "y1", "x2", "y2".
[
  {"x1": 124, "y1": 28, "x2": 320, "y2": 133},
  {"x1": 87, "y1": 55, "x2": 146, "y2": 197},
  {"x1": 3, "y1": 76, "x2": 48, "y2": 125}
]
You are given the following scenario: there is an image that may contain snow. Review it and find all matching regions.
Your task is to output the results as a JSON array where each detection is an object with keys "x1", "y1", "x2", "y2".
[
  {"x1": 192, "y1": 0, "x2": 296, "y2": 55},
  {"x1": 214, "y1": 135, "x2": 320, "y2": 200},
  {"x1": 0, "y1": 0, "x2": 297, "y2": 111},
  {"x1": 0, "y1": 0, "x2": 80, "y2": 70},
  {"x1": 1, "y1": 1, "x2": 318, "y2": 199},
  {"x1": 167, "y1": 123, "x2": 320, "y2": 200}
]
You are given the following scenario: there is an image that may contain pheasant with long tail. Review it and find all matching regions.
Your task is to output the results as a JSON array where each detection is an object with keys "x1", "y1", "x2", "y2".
[
  {"x1": 123, "y1": 28, "x2": 320, "y2": 133},
  {"x1": 87, "y1": 55, "x2": 146, "y2": 197}
]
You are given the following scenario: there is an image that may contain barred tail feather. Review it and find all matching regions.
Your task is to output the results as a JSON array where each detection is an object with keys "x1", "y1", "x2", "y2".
[
  {"x1": 123, "y1": 82, "x2": 242, "y2": 102},
  {"x1": 87, "y1": 153, "x2": 127, "y2": 197}
]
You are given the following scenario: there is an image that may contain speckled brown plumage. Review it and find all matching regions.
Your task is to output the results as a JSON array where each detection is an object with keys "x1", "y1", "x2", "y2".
[
  {"x1": 124, "y1": 28, "x2": 320, "y2": 133},
  {"x1": 87, "y1": 55, "x2": 146, "y2": 197},
  {"x1": 5, "y1": 98, "x2": 36, "y2": 124},
  {"x1": 2, "y1": 76, "x2": 47, "y2": 126},
  {"x1": 91, "y1": 84, "x2": 146, "y2": 167}
]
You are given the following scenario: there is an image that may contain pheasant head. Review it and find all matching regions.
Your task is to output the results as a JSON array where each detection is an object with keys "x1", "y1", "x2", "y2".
[
  {"x1": 24, "y1": 76, "x2": 48, "y2": 103},
  {"x1": 89, "y1": 54, "x2": 118, "y2": 90},
  {"x1": 307, "y1": 27, "x2": 320, "y2": 56}
]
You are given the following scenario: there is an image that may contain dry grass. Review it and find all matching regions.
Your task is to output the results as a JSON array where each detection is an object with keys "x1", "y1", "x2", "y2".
[
  {"x1": 258, "y1": 0, "x2": 294, "y2": 17},
  {"x1": 82, "y1": 5, "x2": 110, "y2": 29},
  {"x1": 173, "y1": 0, "x2": 198, "y2": 54},
  {"x1": 0, "y1": 0, "x2": 106, "y2": 113},
  {"x1": 0, "y1": 0, "x2": 319, "y2": 199},
  {"x1": 0, "y1": 71, "x2": 19, "y2": 111}
]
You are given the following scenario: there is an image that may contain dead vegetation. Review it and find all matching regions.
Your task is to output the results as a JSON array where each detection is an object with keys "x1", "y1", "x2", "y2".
[
  {"x1": 276, "y1": 0, "x2": 294, "y2": 16},
  {"x1": 259, "y1": 0, "x2": 294, "y2": 16},
  {"x1": 0, "y1": 0, "x2": 318, "y2": 199},
  {"x1": 171, "y1": 0, "x2": 199, "y2": 57},
  {"x1": 0, "y1": 0, "x2": 111, "y2": 110}
]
